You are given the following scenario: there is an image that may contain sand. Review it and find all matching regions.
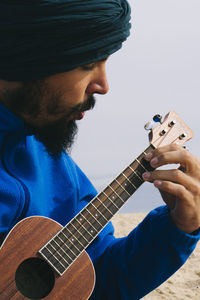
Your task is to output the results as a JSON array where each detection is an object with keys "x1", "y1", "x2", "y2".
[{"x1": 112, "y1": 213, "x2": 200, "y2": 300}]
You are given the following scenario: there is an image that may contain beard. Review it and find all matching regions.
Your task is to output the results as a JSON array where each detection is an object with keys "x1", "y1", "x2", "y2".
[
  {"x1": 30, "y1": 95, "x2": 96, "y2": 158},
  {"x1": 1, "y1": 80, "x2": 96, "y2": 158}
]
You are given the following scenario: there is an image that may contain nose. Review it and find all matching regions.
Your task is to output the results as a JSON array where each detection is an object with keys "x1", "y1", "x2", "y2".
[{"x1": 86, "y1": 64, "x2": 109, "y2": 95}]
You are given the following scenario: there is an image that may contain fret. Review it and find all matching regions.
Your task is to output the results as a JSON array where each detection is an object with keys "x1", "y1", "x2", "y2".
[
  {"x1": 40, "y1": 247, "x2": 59, "y2": 265},
  {"x1": 106, "y1": 183, "x2": 127, "y2": 207},
  {"x1": 82, "y1": 210, "x2": 104, "y2": 231},
  {"x1": 96, "y1": 196, "x2": 114, "y2": 217},
  {"x1": 121, "y1": 172, "x2": 137, "y2": 190},
  {"x1": 57, "y1": 226, "x2": 88, "y2": 263},
  {"x1": 131, "y1": 150, "x2": 152, "y2": 174},
  {"x1": 128, "y1": 165, "x2": 143, "y2": 182},
  {"x1": 102, "y1": 191, "x2": 120, "y2": 209},
  {"x1": 121, "y1": 179, "x2": 136, "y2": 194},
  {"x1": 46, "y1": 243, "x2": 69, "y2": 268},
  {"x1": 89, "y1": 201, "x2": 109, "y2": 223},
  {"x1": 72, "y1": 217, "x2": 97, "y2": 239},
  {"x1": 75, "y1": 215, "x2": 98, "y2": 237},
  {"x1": 82, "y1": 209, "x2": 104, "y2": 230},
  {"x1": 73, "y1": 216, "x2": 94, "y2": 238},
  {"x1": 109, "y1": 182, "x2": 128, "y2": 200},
  {"x1": 116, "y1": 190, "x2": 130, "y2": 205},
  {"x1": 40, "y1": 247, "x2": 65, "y2": 275},
  {"x1": 103, "y1": 181, "x2": 127, "y2": 208},
  {"x1": 100, "y1": 187, "x2": 126, "y2": 214},
  {"x1": 102, "y1": 193, "x2": 120, "y2": 214},
  {"x1": 114, "y1": 179, "x2": 131, "y2": 197},
  {"x1": 67, "y1": 222, "x2": 92, "y2": 246},
  {"x1": 141, "y1": 156, "x2": 155, "y2": 172},
  {"x1": 58, "y1": 232, "x2": 81, "y2": 259},
  {"x1": 39, "y1": 235, "x2": 77, "y2": 276},
  {"x1": 136, "y1": 159, "x2": 148, "y2": 172},
  {"x1": 50, "y1": 239, "x2": 73, "y2": 263},
  {"x1": 122, "y1": 164, "x2": 137, "y2": 180},
  {"x1": 55, "y1": 233, "x2": 77, "y2": 259},
  {"x1": 115, "y1": 172, "x2": 137, "y2": 197},
  {"x1": 99, "y1": 192, "x2": 120, "y2": 216},
  {"x1": 58, "y1": 231, "x2": 80, "y2": 254},
  {"x1": 75, "y1": 211, "x2": 100, "y2": 232},
  {"x1": 62, "y1": 226, "x2": 86, "y2": 250}
]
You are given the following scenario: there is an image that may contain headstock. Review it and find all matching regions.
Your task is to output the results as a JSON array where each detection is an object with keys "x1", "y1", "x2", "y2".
[{"x1": 146, "y1": 111, "x2": 193, "y2": 148}]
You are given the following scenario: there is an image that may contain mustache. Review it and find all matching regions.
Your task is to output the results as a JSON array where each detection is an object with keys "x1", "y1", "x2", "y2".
[{"x1": 68, "y1": 95, "x2": 96, "y2": 116}]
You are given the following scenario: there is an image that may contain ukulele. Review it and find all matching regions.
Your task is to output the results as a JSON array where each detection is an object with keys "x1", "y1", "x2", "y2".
[{"x1": 0, "y1": 111, "x2": 193, "y2": 299}]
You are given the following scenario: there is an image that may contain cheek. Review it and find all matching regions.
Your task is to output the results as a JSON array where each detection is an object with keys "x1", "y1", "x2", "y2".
[{"x1": 63, "y1": 82, "x2": 88, "y2": 106}]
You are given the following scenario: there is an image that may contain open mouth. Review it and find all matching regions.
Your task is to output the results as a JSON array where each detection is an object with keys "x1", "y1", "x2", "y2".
[
  {"x1": 69, "y1": 95, "x2": 96, "y2": 121},
  {"x1": 73, "y1": 111, "x2": 85, "y2": 120}
]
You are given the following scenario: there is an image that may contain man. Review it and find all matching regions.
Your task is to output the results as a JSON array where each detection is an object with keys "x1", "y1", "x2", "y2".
[{"x1": 0, "y1": 0, "x2": 199, "y2": 299}]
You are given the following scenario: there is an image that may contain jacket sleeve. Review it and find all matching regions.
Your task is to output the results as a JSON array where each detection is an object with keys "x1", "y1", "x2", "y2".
[{"x1": 87, "y1": 205, "x2": 200, "y2": 300}]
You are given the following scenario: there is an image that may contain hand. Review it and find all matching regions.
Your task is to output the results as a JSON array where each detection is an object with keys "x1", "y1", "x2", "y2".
[{"x1": 142, "y1": 144, "x2": 200, "y2": 234}]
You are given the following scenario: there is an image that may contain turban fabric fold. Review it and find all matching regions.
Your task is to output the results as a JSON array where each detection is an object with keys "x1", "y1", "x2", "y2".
[{"x1": 0, "y1": 0, "x2": 131, "y2": 81}]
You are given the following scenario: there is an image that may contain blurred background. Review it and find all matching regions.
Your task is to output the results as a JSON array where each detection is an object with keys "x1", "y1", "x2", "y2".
[{"x1": 72, "y1": 0, "x2": 200, "y2": 213}]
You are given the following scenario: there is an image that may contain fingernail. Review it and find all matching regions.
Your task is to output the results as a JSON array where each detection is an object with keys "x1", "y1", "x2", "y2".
[
  {"x1": 142, "y1": 172, "x2": 151, "y2": 180},
  {"x1": 150, "y1": 157, "x2": 158, "y2": 167},
  {"x1": 154, "y1": 180, "x2": 162, "y2": 187},
  {"x1": 145, "y1": 152, "x2": 153, "y2": 161}
]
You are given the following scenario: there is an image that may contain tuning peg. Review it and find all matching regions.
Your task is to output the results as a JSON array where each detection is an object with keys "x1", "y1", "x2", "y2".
[
  {"x1": 153, "y1": 114, "x2": 162, "y2": 123},
  {"x1": 144, "y1": 114, "x2": 162, "y2": 131},
  {"x1": 144, "y1": 121, "x2": 154, "y2": 131}
]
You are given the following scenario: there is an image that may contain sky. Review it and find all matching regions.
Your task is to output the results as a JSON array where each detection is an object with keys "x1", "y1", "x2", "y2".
[{"x1": 71, "y1": 0, "x2": 200, "y2": 213}]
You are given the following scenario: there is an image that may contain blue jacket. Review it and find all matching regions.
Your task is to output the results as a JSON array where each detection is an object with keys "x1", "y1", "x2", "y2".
[{"x1": 0, "y1": 102, "x2": 199, "y2": 299}]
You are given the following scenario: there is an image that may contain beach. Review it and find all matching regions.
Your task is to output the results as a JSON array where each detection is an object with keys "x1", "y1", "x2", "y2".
[{"x1": 112, "y1": 213, "x2": 200, "y2": 299}]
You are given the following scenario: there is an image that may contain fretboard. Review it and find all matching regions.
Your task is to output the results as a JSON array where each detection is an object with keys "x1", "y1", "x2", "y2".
[{"x1": 39, "y1": 144, "x2": 155, "y2": 275}]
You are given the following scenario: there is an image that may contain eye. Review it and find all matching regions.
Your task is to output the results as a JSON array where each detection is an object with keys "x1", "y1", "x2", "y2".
[{"x1": 82, "y1": 63, "x2": 96, "y2": 71}]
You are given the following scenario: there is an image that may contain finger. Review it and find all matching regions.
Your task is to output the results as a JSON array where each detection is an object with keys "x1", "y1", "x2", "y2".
[
  {"x1": 144, "y1": 144, "x2": 181, "y2": 166},
  {"x1": 145, "y1": 144, "x2": 183, "y2": 161},
  {"x1": 142, "y1": 169, "x2": 200, "y2": 193},
  {"x1": 146, "y1": 145, "x2": 198, "y2": 173},
  {"x1": 153, "y1": 180, "x2": 191, "y2": 202}
]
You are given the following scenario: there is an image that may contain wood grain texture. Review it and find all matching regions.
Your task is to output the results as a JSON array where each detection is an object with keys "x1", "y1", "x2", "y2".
[
  {"x1": 0, "y1": 216, "x2": 95, "y2": 299},
  {"x1": 151, "y1": 111, "x2": 193, "y2": 148}
]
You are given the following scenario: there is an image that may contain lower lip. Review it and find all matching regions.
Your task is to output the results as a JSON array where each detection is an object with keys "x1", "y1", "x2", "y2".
[{"x1": 76, "y1": 112, "x2": 85, "y2": 120}]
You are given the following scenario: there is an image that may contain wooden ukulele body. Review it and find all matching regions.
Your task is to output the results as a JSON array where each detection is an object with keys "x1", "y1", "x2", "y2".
[{"x1": 0, "y1": 216, "x2": 95, "y2": 299}]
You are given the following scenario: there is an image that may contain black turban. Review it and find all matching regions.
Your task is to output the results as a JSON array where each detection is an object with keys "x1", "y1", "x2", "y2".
[{"x1": 0, "y1": 0, "x2": 131, "y2": 81}]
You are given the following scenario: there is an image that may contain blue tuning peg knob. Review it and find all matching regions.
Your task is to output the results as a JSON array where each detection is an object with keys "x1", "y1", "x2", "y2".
[
  {"x1": 153, "y1": 114, "x2": 162, "y2": 123},
  {"x1": 144, "y1": 114, "x2": 163, "y2": 131}
]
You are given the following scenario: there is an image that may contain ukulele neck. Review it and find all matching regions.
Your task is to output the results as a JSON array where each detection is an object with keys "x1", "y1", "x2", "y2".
[{"x1": 39, "y1": 144, "x2": 155, "y2": 275}]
